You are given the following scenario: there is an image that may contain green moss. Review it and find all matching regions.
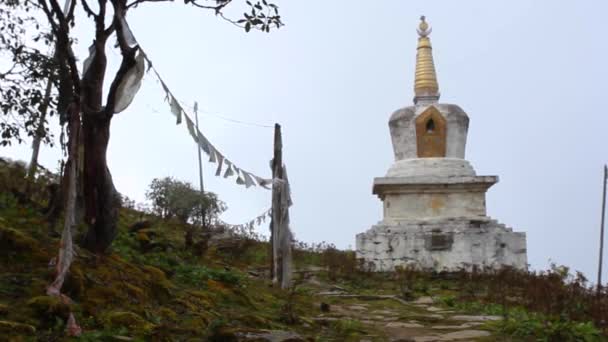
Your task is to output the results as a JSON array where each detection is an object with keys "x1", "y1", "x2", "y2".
[
  {"x1": 156, "y1": 307, "x2": 177, "y2": 322},
  {"x1": 26, "y1": 295, "x2": 71, "y2": 320},
  {"x1": 0, "y1": 224, "x2": 42, "y2": 256},
  {"x1": 0, "y1": 320, "x2": 36, "y2": 335},
  {"x1": 125, "y1": 284, "x2": 146, "y2": 303},
  {"x1": 101, "y1": 311, "x2": 155, "y2": 334}
]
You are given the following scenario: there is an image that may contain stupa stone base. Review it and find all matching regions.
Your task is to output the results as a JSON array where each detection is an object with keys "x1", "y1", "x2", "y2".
[{"x1": 356, "y1": 217, "x2": 527, "y2": 272}]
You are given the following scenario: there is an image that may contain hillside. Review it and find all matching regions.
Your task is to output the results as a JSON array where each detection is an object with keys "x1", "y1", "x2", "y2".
[{"x1": 0, "y1": 161, "x2": 606, "y2": 341}]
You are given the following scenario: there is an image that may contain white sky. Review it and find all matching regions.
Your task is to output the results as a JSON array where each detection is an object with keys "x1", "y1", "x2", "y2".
[{"x1": 4, "y1": 0, "x2": 608, "y2": 280}]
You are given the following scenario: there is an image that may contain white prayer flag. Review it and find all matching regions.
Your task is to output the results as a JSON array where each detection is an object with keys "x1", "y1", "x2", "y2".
[
  {"x1": 235, "y1": 167, "x2": 245, "y2": 185},
  {"x1": 223, "y1": 162, "x2": 234, "y2": 178},
  {"x1": 254, "y1": 176, "x2": 272, "y2": 189},
  {"x1": 215, "y1": 153, "x2": 224, "y2": 176},
  {"x1": 197, "y1": 132, "x2": 210, "y2": 154},
  {"x1": 170, "y1": 95, "x2": 183, "y2": 124},
  {"x1": 185, "y1": 116, "x2": 198, "y2": 143},
  {"x1": 208, "y1": 145, "x2": 217, "y2": 163},
  {"x1": 113, "y1": 51, "x2": 146, "y2": 113},
  {"x1": 242, "y1": 172, "x2": 256, "y2": 188}
]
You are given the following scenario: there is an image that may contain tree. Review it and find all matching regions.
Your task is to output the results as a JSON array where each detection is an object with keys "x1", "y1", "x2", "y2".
[
  {"x1": 30, "y1": 0, "x2": 283, "y2": 253},
  {"x1": 146, "y1": 176, "x2": 226, "y2": 225},
  {"x1": 0, "y1": 0, "x2": 57, "y2": 147}
]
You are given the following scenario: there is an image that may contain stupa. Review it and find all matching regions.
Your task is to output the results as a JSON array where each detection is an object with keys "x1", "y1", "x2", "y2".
[{"x1": 356, "y1": 17, "x2": 527, "y2": 272}]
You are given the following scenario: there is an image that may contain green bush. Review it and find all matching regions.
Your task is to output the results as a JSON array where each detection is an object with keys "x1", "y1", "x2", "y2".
[
  {"x1": 174, "y1": 264, "x2": 241, "y2": 287},
  {"x1": 494, "y1": 309, "x2": 602, "y2": 341}
]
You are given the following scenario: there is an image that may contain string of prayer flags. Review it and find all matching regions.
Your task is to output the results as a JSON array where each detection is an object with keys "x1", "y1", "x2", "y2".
[
  {"x1": 139, "y1": 51, "x2": 275, "y2": 191},
  {"x1": 115, "y1": 11, "x2": 275, "y2": 191},
  {"x1": 220, "y1": 208, "x2": 273, "y2": 236}
]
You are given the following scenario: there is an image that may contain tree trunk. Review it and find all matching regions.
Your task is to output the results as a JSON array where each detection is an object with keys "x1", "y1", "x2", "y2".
[
  {"x1": 27, "y1": 76, "x2": 53, "y2": 181},
  {"x1": 80, "y1": 113, "x2": 119, "y2": 253}
]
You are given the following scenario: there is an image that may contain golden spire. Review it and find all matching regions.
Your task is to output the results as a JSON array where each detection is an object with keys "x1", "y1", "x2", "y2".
[{"x1": 414, "y1": 16, "x2": 439, "y2": 103}]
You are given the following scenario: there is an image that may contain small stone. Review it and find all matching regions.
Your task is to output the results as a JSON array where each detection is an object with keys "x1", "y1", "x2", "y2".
[
  {"x1": 438, "y1": 329, "x2": 491, "y2": 340},
  {"x1": 413, "y1": 296, "x2": 434, "y2": 305},
  {"x1": 431, "y1": 325, "x2": 464, "y2": 330},
  {"x1": 413, "y1": 336, "x2": 440, "y2": 342},
  {"x1": 450, "y1": 315, "x2": 501, "y2": 322},
  {"x1": 348, "y1": 305, "x2": 368, "y2": 311},
  {"x1": 420, "y1": 314, "x2": 444, "y2": 319},
  {"x1": 386, "y1": 322, "x2": 424, "y2": 328},
  {"x1": 383, "y1": 316, "x2": 399, "y2": 322},
  {"x1": 373, "y1": 309, "x2": 398, "y2": 315},
  {"x1": 426, "y1": 306, "x2": 443, "y2": 312}
]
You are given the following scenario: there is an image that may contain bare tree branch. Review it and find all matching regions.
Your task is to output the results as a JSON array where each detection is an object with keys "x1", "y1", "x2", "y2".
[
  {"x1": 126, "y1": 0, "x2": 173, "y2": 9},
  {"x1": 81, "y1": 0, "x2": 99, "y2": 18}
]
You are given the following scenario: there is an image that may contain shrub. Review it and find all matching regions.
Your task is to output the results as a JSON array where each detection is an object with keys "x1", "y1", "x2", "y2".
[{"x1": 146, "y1": 177, "x2": 226, "y2": 226}]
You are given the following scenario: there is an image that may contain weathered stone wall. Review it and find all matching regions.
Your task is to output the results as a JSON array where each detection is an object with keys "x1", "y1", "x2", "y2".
[
  {"x1": 386, "y1": 158, "x2": 476, "y2": 178},
  {"x1": 356, "y1": 217, "x2": 527, "y2": 272},
  {"x1": 383, "y1": 192, "x2": 487, "y2": 221}
]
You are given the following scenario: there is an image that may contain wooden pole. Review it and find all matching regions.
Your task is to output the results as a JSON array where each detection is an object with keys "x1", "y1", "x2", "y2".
[
  {"x1": 597, "y1": 164, "x2": 607, "y2": 295},
  {"x1": 270, "y1": 123, "x2": 282, "y2": 282},
  {"x1": 194, "y1": 102, "x2": 206, "y2": 228}
]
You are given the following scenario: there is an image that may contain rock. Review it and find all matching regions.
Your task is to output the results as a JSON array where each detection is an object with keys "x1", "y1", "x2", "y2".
[
  {"x1": 419, "y1": 314, "x2": 444, "y2": 319},
  {"x1": 413, "y1": 336, "x2": 440, "y2": 342},
  {"x1": 312, "y1": 317, "x2": 339, "y2": 326},
  {"x1": 386, "y1": 322, "x2": 424, "y2": 328},
  {"x1": 247, "y1": 270, "x2": 261, "y2": 278},
  {"x1": 317, "y1": 291, "x2": 345, "y2": 296},
  {"x1": 450, "y1": 315, "x2": 501, "y2": 322},
  {"x1": 0, "y1": 320, "x2": 36, "y2": 335},
  {"x1": 382, "y1": 316, "x2": 400, "y2": 322},
  {"x1": 438, "y1": 330, "x2": 491, "y2": 340},
  {"x1": 413, "y1": 296, "x2": 434, "y2": 305},
  {"x1": 234, "y1": 329, "x2": 305, "y2": 342},
  {"x1": 347, "y1": 305, "x2": 368, "y2": 311},
  {"x1": 426, "y1": 307, "x2": 443, "y2": 312},
  {"x1": 431, "y1": 324, "x2": 465, "y2": 330},
  {"x1": 373, "y1": 309, "x2": 398, "y2": 315}
]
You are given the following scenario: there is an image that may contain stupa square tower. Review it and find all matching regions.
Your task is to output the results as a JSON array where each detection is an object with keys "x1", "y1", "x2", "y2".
[{"x1": 356, "y1": 17, "x2": 527, "y2": 272}]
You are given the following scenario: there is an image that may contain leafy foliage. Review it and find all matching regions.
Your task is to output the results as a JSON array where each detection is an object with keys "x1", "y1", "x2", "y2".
[
  {"x1": 0, "y1": 0, "x2": 57, "y2": 146},
  {"x1": 146, "y1": 176, "x2": 226, "y2": 225},
  {"x1": 174, "y1": 264, "x2": 241, "y2": 287}
]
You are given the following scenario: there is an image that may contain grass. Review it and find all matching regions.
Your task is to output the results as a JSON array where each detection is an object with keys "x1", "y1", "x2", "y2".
[{"x1": 1, "y1": 159, "x2": 607, "y2": 341}]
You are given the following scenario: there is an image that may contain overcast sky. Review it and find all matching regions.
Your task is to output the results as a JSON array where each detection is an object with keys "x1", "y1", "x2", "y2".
[{"x1": 4, "y1": 0, "x2": 608, "y2": 280}]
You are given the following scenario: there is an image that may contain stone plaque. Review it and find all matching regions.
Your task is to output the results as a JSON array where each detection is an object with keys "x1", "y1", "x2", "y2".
[
  {"x1": 416, "y1": 106, "x2": 446, "y2": 158},
  {"x1": 425, "y1": 232, "x2": 454, "y2": 251}
]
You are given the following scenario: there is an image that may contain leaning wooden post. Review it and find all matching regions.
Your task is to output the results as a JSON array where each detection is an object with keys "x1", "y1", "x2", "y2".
[
  {"x1": 270, "y1": 123, "x2": 283, "y2": 283},
  {"x1": 194, "y1": 102, "x2": 206, "y2": 227},
  {"x1": 597, "y1": 164, "x2": 607, "y2": 296}
]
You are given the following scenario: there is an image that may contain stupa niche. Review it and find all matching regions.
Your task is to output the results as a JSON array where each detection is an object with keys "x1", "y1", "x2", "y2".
[{"x1": 356, "y1": 17, "x2": 527, "y2": 272}]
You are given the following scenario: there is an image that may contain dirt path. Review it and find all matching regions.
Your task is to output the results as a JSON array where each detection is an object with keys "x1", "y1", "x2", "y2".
[{"x1": 312, "y1": 292, "x2": 499, "y2": 341}]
